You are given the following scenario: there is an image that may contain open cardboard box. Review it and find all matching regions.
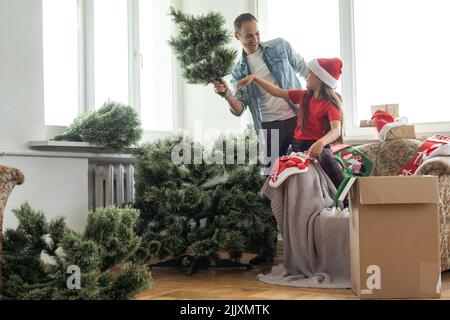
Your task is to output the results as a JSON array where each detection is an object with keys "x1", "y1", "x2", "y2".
[
  {"x1": 385, "y1": 125, "x2": 416, "y2": 141},
  {"x1": 348, "y1": 176, "x2": 441, "y2": 299}
]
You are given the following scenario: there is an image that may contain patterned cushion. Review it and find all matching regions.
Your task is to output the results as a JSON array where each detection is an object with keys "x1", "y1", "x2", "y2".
[
  {"x1": 355, "y1": 143, "x2": 380, "y2": 176},
  {"x1": 375, "y1": 139, "x2": 421, "y2": 176}
]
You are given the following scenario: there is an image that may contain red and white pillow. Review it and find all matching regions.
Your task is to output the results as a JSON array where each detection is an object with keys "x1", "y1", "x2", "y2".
[
  {"x1": 398, "y1": 135, "x2": 450, "y2": 176},
  {"x1": 269, "y1": 152, "x2": 312, "y2": 188}
]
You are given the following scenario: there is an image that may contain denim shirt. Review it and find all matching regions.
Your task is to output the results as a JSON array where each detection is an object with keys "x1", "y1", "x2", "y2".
[{"x1": 229, "y1": 38, "x2": 308, "y2": 131}]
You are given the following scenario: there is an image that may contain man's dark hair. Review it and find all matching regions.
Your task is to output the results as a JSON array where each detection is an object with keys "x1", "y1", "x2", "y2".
[{"x1": 234, "y1": 13, "x2": 258, "y2": 33}]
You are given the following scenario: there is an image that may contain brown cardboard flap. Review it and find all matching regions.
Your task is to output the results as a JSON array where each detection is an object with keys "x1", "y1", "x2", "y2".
[
  {"x1": 358, "y1": 176, "x2": 439, "y2": 205},
  {"x1": 386, "y1": 125, "x2": 416, "y2": 141}
]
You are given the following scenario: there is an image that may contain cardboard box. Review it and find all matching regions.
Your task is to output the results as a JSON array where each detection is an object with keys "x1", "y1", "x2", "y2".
[
  {"x1": 371, "y1": 104, "x2": 400, "y2": 118},
  {"x1": 385, "y1": 125, "x2": 416, "y2": 141},
  {"x1": 360, "y1": 119, "x2": 375, "y2": 128},
  {"x1": 349, "y1": 176, "x2": 441, "y2": 299}
]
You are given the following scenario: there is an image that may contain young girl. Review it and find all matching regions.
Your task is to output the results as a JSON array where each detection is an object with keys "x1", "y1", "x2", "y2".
[{"x1": 237, "y1": 57, "x2": 345, "y2": 189}]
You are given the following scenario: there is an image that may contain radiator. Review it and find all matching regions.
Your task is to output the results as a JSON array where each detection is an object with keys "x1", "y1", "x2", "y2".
[{"x1": 91, "y1": 163, "x2": 135, "y2": 210}]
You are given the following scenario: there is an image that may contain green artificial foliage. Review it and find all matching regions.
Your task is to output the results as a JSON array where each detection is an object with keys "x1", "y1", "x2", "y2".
[
  {"x1": 1, "y1": 203, "x2": 152, "y2": 300},
  {"x1": 168, "y1": 7, "x2": 237, "y2": 86},
  {"x1": 133, "y1": 128, "x2": 278, "y2": 274},
  {"x1": 54, "y1": 101, "x2": 143, "y2": 152},
  {"x1": 84, "y1": 206, "x2": 142, "y2": 272}
]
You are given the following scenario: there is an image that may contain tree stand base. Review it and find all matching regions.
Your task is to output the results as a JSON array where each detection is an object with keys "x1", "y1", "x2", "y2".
[{"x1": 149, "y1": 255, "x2": 253, "y2": 276}]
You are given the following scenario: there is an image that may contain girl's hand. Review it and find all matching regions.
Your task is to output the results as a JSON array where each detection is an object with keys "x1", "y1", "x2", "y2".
[
  {"x1": 307, "y1": 140, "x2": 325, "y2": 158},
  {"x1": 237, "y1": 75, "x2": 255, "y2": 90}
]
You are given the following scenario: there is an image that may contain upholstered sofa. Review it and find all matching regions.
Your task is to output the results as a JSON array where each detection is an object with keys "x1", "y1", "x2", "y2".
[
  {"x1": 355, "y1": 139, "x2": 450, "y2": 272},
  {"x1": 0, "y1": 164, "x2": 25, "y2": 288}
]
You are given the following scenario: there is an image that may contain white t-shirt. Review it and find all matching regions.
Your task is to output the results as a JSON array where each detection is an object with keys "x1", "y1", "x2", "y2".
[{"x1": 246, "y1": 48, "x2": 296, "y2": 123}]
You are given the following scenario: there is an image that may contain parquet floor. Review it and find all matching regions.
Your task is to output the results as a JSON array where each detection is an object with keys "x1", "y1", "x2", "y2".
[{"x1": 136, "y1": 246, "x2": 450, "y2": 300}]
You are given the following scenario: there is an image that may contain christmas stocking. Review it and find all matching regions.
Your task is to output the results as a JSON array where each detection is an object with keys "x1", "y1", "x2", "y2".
[
  {"x1": 332, "y1": 146, "x2": 374, "y2": 207},
  {"x1": 333, "y1": 146, "x2": 374, "y2": 177},
  {"x1": 269, "y1": 152, "x2": 312, "y2": 188},
  {"x1": 398, "y1": 135, "x2": 450, "y2": 176}
]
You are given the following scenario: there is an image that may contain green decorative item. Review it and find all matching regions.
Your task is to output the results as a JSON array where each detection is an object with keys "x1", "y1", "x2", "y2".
[
  {"x1": 168, "y1": 7, "x2": 237, "y2": 96},
  {"x1": 53, "y1": 101, "x2": 143, "y2": 152},
  {"x1": 334, "y1": 146, "x2": 373, "y2": 178},
  {"x1": 133, "y1": 128, "x2": 278, "y2": 275},
  {"x1": 1, "y1": 203, "x2": 152, "y2": 300},
  {"x1": 332, "y1": 146, "x2": 373, "y2": 207}
]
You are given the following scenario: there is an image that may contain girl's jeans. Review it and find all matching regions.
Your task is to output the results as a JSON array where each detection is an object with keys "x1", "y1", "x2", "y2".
[{"x1": 292, "y1": 140, "x2": 345, "y2": 190}]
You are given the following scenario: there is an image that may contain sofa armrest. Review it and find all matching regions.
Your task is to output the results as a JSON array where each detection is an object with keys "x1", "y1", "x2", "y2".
[
  {"x1": 415, "y1": 157, "x2": 450, "y2": 176},
  {"x1": 0, "y1": 165, "x2": 25, "y2": 185},
  {"x1": 416, "y1": 157, "x2": 450, "y2": 272},
  {"x1": 0, "y1": 165, "x2": 24, "y2": 290}
]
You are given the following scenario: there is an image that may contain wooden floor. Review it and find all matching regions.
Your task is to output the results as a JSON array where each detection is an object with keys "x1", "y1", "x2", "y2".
[{"x1": 136, "y1": 248, "x2": 450, "y2": 300}]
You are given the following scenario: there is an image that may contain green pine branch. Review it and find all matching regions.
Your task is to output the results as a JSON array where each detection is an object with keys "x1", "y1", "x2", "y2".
[
  {"x1": 168, "y1": 7, "x2": 237, "y2": 85},
  {"x1": 1, "y1": 203, "x2": 152, "y2": 300}
]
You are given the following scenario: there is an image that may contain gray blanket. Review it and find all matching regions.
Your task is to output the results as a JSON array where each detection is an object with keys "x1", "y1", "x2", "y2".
[{"x1": 258, "y1": 162, "x2": 350, "y2": 289}]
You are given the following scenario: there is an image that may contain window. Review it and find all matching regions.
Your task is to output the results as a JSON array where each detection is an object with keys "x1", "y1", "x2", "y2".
[
  {"x1": 42, "y1": 0, "x2": 175, "y2": 132},
  {"x1": 93, "y1": 0, "x2": 129, "y2": 109},
  {"x1": 259, "y1": 0, "x2": 450, "y2": 137},
  {"x1": 43, "y1": 0, "x2": 79, "y2": 126},
  {"x1": 139, "y1": 0, "x2": 174, "y2": 131},
  {"x1": 258, "y1": 0, "x2": 341, "y2": 89},
  {"x1": 354, "y1": 0, "x2": 450, "y2": 124}
]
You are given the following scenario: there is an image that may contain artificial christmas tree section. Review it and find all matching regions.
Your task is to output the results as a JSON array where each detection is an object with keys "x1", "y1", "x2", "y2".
[
  {"x1": 53, "y1": 101, "x2": 143, "y2": 153},
  {"x1": 1, "y1": 204, "x2": 152, "y2": 300},
  {"x1": 133, "y1": 131, "x2": 278, "y2": 275},
  {"x1": 168, "y1": 7, "x2": 237, "y2": 94}
]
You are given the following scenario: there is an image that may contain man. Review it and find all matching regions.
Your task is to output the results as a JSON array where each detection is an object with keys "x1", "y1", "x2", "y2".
[{"x1": 213, "y1": 13, "x2": 308, "y2": 159}]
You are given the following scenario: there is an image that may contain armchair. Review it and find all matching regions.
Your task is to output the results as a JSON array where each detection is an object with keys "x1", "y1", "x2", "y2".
[{"x1": 0, "y1": 164, "x2": 25, "y2": 290}]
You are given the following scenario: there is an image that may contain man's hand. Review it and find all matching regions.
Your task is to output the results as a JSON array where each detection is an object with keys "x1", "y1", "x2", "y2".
[
  {"x1": 237, "y1": 75, "x2": 255, "y2": 90},
  {"x1": 212, "y1": 78, "x2": 244, "y2": 115},
  {"x1": 213, "y1": 78, "x2": 230, "y2": 97},
  {"x1": 307, "y1": 140, "x2": 325, "y2": 158}
]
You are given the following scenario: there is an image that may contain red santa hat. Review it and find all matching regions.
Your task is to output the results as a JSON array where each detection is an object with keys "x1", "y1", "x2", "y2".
[
  {"x1": 371, "y1": 110, "x2": 409, "y2": 142},
  {"x1": 307, "y1": 58, "x2": 343, "y2": 89},
  {"x1": 371, "y1": 110, "x2": 395, "y2": 132}
]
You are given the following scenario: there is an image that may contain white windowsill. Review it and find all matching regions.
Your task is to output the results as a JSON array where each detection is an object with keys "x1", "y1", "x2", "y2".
[
  {"x1": 0, "y1": 141, "x2": 136, "y2": 163},
  {"x1": 29, "y1": 140, "x2": 123, "y2": 152},
  {"x1": 344, "y1": 131, "x2": 450, "y2": 146}
]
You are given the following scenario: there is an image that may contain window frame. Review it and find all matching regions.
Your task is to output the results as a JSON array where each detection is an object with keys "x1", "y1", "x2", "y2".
[
  {"x1": 257, "y1": 0, "x2": 450, "y2": 140},
  {"x1": 44, "y1": 0, "x2": 181, "y2": 139}
]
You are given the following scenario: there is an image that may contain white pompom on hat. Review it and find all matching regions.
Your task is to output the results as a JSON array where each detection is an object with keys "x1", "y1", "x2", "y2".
[{"x1": 307, "y1": 57, "x2": 343, "y2": 89}]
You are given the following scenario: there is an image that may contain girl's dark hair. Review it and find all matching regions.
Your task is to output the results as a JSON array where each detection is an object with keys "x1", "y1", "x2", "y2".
[
  {"x1": 234, "y1": 13, "x2": 258, "y2": 32},
  {"x1": 301, "y1": 83, "x2": 344, "y2": 145}
]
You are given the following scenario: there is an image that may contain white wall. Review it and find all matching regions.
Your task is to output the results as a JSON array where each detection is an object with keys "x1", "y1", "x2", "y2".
[
  {"x1": 179, "y1": 0, "x2": 255, "y2": 141},
  {"x1": 0, "y1": 0, "x2": 45, "y2": 151},
  {"x1": 0, "y1": 0, "x2": 88, "y2": 231},
  {"x1": 2, "y1": 156, "x2": 89, "y2": 232}
]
